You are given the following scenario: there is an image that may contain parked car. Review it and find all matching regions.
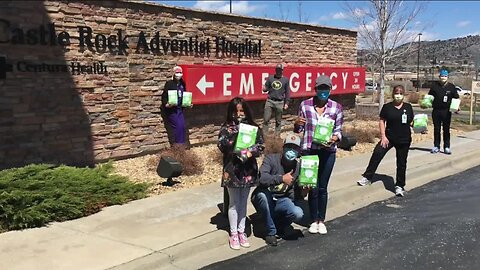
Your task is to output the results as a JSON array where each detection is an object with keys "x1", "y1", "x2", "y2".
[
  {"x1": 365, "y1": 81, "x2": 378, "y2": 92},
  {"x1": 455, "y1": 86, "x2": 471, "y2": 96}
]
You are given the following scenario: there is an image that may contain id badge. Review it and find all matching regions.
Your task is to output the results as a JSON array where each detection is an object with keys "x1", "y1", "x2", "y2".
[
  {"x1": 443, "y1": 95, "x2": 448, "y2": 103},
  {"x1": 402, "y1": 113, "x2": 407, "y2": 124}
]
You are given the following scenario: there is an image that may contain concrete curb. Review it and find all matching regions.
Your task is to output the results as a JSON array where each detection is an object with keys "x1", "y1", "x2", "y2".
[{"x1": 112, "y1": 143, "x2": 480, "y2": 270}]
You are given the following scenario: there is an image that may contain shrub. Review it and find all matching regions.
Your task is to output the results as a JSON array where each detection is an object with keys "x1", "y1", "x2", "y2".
[
  {"x1": 406, "y1": 91, "x2": 421, "y2": 104},
  {"x1": 0, "y1": 163, "x2": 148, "y2": 231},
  {"x1": 263, "y1": 134, "x2": 284, "y2": 155}
]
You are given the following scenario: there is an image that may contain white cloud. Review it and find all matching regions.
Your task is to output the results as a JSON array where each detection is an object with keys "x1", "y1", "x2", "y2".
[
  {"x1": 332, "y1": 12, "x2": 348, "y2": 20},
  {"x1": 193, "y1": 1, "x2": 260, "y2": 15},
  {"x1": 456, "y1": 21, "x2": 471, "y2": 28}
]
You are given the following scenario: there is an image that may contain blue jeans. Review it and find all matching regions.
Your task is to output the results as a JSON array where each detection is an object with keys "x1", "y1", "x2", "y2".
[
  {"x1": 304, "y1": 148, "x2": 336, "y2": 222},
  {"x1": 251, "y1": 188, "x2": 304, "y2": 236}
]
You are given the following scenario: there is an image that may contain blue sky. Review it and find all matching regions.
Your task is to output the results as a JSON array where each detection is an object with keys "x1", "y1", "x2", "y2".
[{"x1": 150, "y1": 1, "x2": 480, "y2": 41}]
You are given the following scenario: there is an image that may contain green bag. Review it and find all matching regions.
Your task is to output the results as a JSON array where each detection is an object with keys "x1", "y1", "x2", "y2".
[
  {"x1": 421, "y1": 94, "x2": 434, "y2": 108},
  {"x1": 413, "y1": 113, "x2": 428, "y2": 134},
  {"x1": 234, "y1": 123, "x2": 258, "y2": 151},
  {"x1": 450, "y1": 98, "x2": 460, "y2": 112},
  {"x1": 167, "y1": 90, "x2": 178, "y2": 106},
  {"x1": 413, "y1": 114, "x2": 428, "y2": 129},
  {"x1": 182, "y1": 92, "x2": 192, "y2": 107},
  {"x1": 313, "y1": 117, "x2": 335, "y2": 145},
  {"x1": 298, "y1": 155, "x2": 319, "y2": 187}
]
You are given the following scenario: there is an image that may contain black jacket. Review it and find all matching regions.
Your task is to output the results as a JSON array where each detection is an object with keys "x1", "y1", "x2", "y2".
[
  {"x1": 161, "y1": 78, "x2": 187, "y2": 114},
  {"x1": 428, "y1": 81, "x2": 459, "y2": 110}
]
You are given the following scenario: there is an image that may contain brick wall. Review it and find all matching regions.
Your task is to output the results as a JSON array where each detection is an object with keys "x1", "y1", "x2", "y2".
[{"x1": 0, "y1": 0, "x2": 358, "y2": 168}]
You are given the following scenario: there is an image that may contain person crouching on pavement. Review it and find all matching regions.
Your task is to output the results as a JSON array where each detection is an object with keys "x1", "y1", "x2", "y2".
[
  {"x1": 218, "y1": 97, "x2": 265, "y2": 250},
  {"x1": 251, "y1": 133, "x2": 304, "y2": 246},
  {"x1": 294, "y1": 75, "x2": 344, "y2": 235},
  {"x1": 357, "y1": 85, "x2": 414, "y2": 197}
]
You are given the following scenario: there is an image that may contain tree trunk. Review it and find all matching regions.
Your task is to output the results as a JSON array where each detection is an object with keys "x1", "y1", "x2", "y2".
[{"x1": 379, "y1": 58, "x2": 386, "y2": 113}]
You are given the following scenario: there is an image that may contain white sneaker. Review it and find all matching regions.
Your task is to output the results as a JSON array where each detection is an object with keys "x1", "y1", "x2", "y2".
[
  {"x1": 308, "y1": 222, "x2": 319, "y2": 234},
  {"x1": 357, "y1": 177, "x2": 371, "y2": 186},
  {"x1": 395, "y1": 186, "x2": 405, "y2": 197},
  {"x1": 318, "y1": 222, "x2": 327, "y2": 234}
]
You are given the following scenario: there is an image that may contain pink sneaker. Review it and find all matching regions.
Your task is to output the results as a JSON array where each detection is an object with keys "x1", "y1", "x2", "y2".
[
  {"x1": 238, "y1": 232, "x2": 250, "y2": 248},
  {"x1": 229, "y1": 233, "x2": 240, "y2": 250}
]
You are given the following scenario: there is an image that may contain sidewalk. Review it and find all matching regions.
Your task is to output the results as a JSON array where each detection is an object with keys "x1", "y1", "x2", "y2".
[{"x1": 1, "y1": 130, "x2": 480, "y2": 270}]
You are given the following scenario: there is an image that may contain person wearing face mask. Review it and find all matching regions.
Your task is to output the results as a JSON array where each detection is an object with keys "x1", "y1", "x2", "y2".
[
  {"x1": 428, "y1": 69, "x2": 459, "y2": 154},
  {"x1": 218, "y1": 97, "x2": 265, "y2": 250},
  {"x1": 356, "y1": 85, "x2": 414, "y2": 197},
  {"x1": 161, "y1": 65, "x2": 192, "y2": 146},
  {"x1": 250, "y1": 133, "x2": 305, "y2": 247},
  {"x1": 262, "y1": 64, "x2": 291, "y2": 137},
  {"x1": 293, "y1": 75, "x2": 343, "y2": 235}
]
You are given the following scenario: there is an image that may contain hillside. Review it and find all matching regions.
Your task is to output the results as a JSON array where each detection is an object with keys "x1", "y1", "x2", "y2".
[{"x1": 359, "y1": 35, "x2": 480, "y2": 72}]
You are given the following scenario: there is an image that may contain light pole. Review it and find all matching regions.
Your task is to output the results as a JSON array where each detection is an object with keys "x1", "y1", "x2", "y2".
[
  {"x1": 230, "y1": 0, "x2": 232, "y2": 13},
  {"x1": 416, "y1": 33, "x2": 422, "y2": 92}
]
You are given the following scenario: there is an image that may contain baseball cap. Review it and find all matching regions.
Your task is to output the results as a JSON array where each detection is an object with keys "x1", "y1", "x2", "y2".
[
  {"x1": 173, "y1": 66, "x2": 183, "y2": 73},
  {"x1": 275, "y1": 63, "x2": 284, "y2": 70},
  {"x1": 439, "y1": 69, "x2": 448, "y2": 76},
  {"x1": 315, "y1": 75, "x2": 332, "y2": 88},
  {"x1": 284, "y1": 133, "x2": 301, "y2": 148}
]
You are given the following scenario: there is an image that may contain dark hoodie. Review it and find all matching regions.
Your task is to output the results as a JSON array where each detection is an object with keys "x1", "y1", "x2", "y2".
[{"x1": 258, "y1": 153, "x2": 300, "y2": 200}]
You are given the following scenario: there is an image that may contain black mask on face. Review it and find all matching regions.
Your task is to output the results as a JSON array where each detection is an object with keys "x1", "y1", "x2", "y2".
[{"x1": 281, "y1": 148, "x2": 299, "y2": 171}]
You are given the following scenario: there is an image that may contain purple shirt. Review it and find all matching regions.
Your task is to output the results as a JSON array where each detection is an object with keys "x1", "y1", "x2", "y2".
[{"x1": 296, "y1": 98, "x2": 343, "y2": 152}]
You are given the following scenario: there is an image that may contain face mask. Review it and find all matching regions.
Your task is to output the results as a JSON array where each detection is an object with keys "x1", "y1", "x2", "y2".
[
  {"x1": 316, "y1": 90, "x2": 330, "y2": 100},
  {"x1": 174, "y1": 73, "x2": 183, "y2": 80},
  {"x1": 394, "y1": 94, "x2": 404, "y2": 102},
  {"x1": 281, "y1": 148, "x2": 298, "y2": 171},
  {"x1": 234, "y1": 114, "x2": 246, "y2": 124}
]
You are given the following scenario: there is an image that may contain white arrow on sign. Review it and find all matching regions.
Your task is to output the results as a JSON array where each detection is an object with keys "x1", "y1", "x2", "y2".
[{"x1": 196, "y1": 75, "x2": 215, "y2": 95}]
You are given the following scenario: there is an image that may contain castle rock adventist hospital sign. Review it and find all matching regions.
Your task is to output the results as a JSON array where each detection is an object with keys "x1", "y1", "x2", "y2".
[{"x1": 0, "y1": 0, "x2": 363, "y2": 169}]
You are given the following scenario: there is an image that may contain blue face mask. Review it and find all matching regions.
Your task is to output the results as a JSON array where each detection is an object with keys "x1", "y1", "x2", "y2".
[
  {"x1": 316, "y1": 90, "x2": 330, "y2": 100},
  {"x1": 283, "y1": 148, "x2": 299, "y2": 161}
]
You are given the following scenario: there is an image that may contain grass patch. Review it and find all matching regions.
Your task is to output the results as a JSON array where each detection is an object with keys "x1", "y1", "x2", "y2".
[{"x1": 0, "y1": 162, "x2": 148, "y2": 232}]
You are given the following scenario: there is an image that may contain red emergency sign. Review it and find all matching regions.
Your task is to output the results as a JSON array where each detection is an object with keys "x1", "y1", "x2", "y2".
[{"x1": 180, "y1": 64, "x2": 366, "y2": 105}]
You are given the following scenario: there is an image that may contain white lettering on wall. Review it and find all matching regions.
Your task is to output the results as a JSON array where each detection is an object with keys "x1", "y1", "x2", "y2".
[
  {"x1": 330, "y1": 72, "x2": 338, "y2": 90},
  {"x1": 306, "y1": 72, "x2": 312, "y2": 92},
  {"x1": 223, "y1": 73, "x2": 232, "y2": 96},
  {"x1": 240, "y1": 73, "x2": 254, "y2": 95},
  {"x1": 342, "y1": 72, "x2": 348, "y2": 89},
  {"x1": 290, "y1": 72, "x2": 300, "y2": 92}
]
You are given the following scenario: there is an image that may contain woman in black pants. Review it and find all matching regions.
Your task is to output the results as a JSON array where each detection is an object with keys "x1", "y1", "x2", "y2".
[{"x1": 356, "y1": 85, "x2": 414, "y2": 197}]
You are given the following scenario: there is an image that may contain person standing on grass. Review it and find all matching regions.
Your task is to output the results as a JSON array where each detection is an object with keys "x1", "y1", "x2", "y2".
[
  {"x1": 356, "y1": 85, "x2": 414, "y2": 197},
  {"x1": 218, "y1": 97, "x2": 265, "y2": 250},
  {"x1": 428, "y1": 69, "x2": 459, "y2": 155},
  {"x1": 293, "y1": 75, "x2": 343, "y2": 235},
  {"x1": 262, "y1": 64, "x2": 290, "y2": 137}
]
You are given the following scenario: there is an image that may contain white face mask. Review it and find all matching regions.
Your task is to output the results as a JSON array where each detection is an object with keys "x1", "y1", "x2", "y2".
[
  {"x1": 174, "y1": 73, "x2": 183, "y2": 80},
  {"x1": 394, "y1": 94, "x2": 404, "y2": 102}
]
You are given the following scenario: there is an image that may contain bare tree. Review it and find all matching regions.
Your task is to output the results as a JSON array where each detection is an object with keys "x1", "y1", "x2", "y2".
[{"x1": 345, "y1": 0, "x2": 428, "y2": 111}]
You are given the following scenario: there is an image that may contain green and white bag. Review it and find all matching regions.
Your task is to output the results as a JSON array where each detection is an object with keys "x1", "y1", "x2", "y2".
[
  {"x1": 413, "y1": 114, "x2": 428, "y2": 133},
  {"x1": 167, "y1": 90, "x2": 178, "y2": 106},
  {"x1": 421, "y1": 94, "x2": 434, "y2": 108},
  {"x1": 298, "y1": 155, "x2": 319, "y2": 187},
  {"x1": 450, "y1": 98, "x2": 460, "y2": 112},
  {"x1": 182, "y1": 92, "x2": 192, "y2": 107},
  {"x1": 313, "y1": 117, "x2": 335, "y2": 145},
  {"x1": 234, "y1": 123, "x2": 258, "y2": 151}
]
